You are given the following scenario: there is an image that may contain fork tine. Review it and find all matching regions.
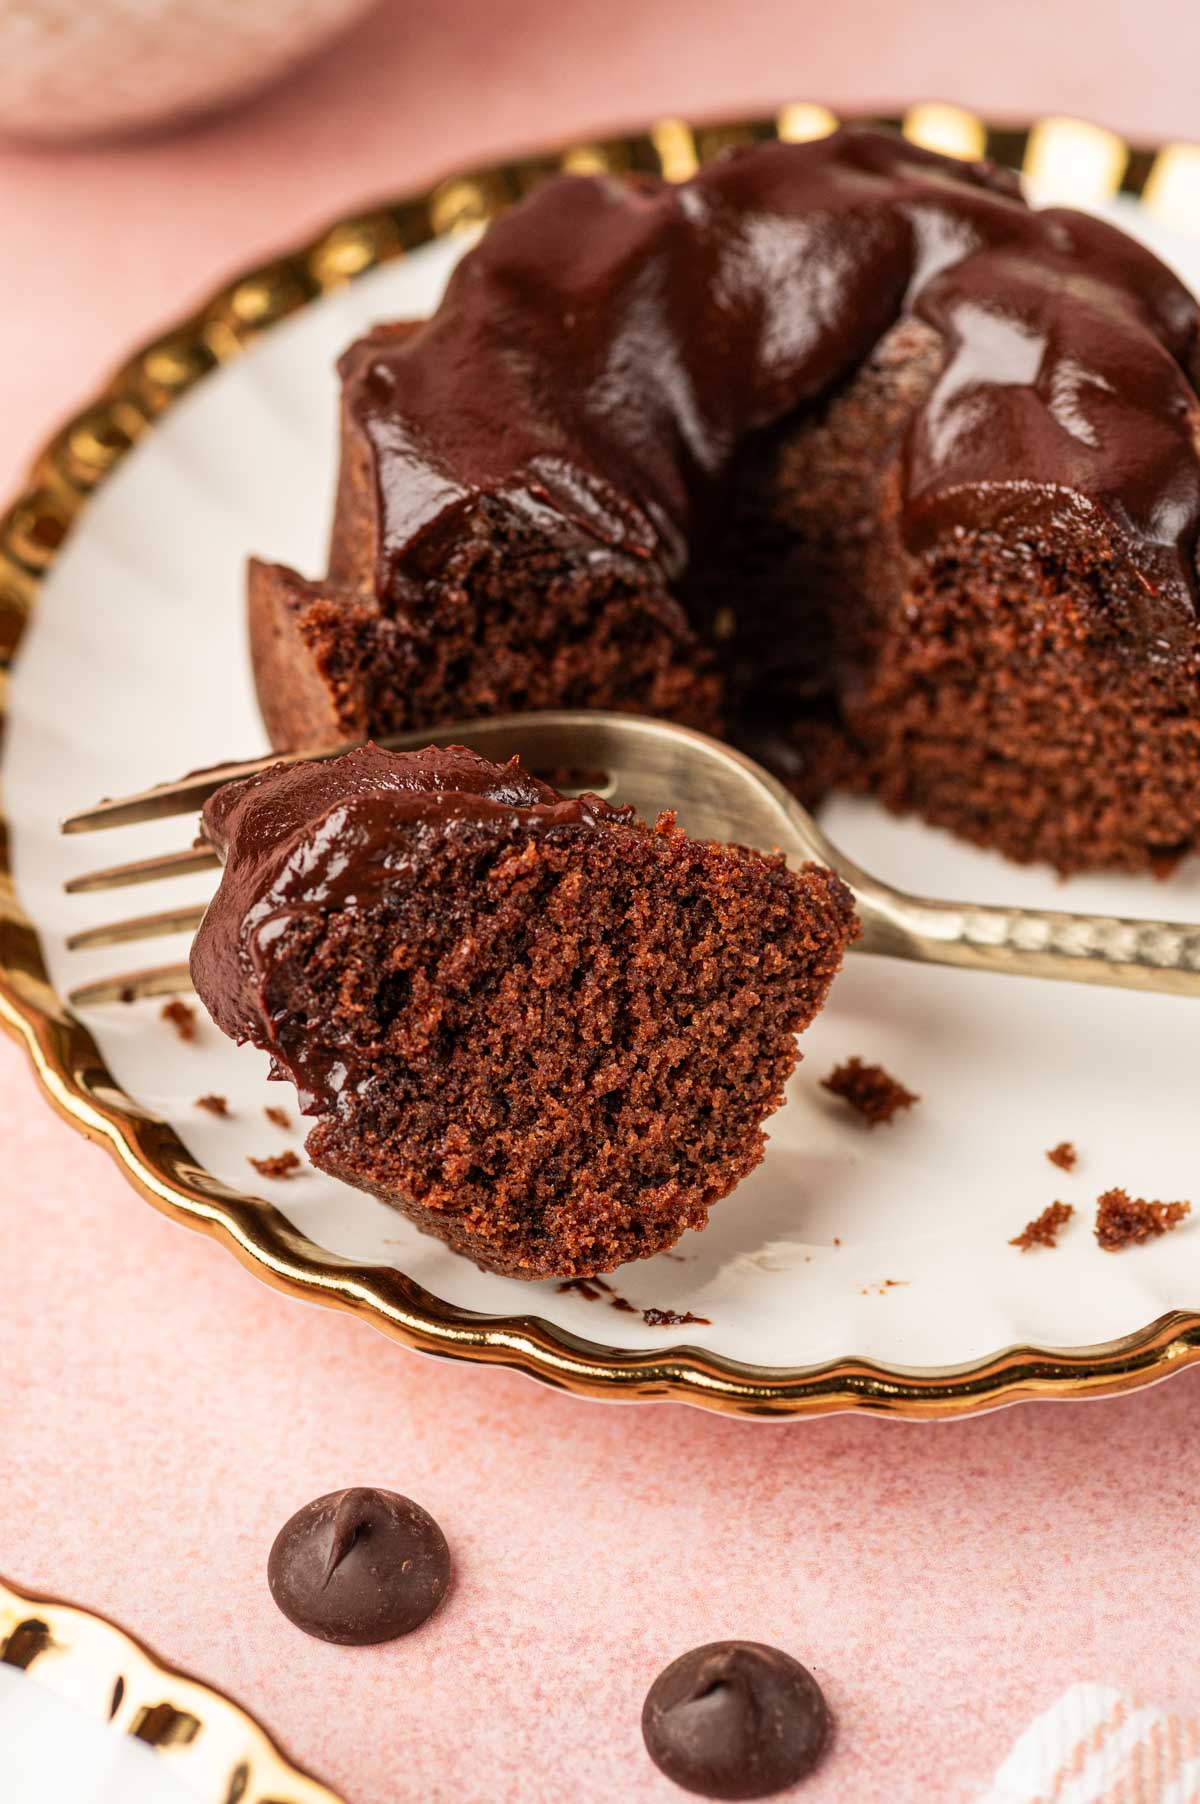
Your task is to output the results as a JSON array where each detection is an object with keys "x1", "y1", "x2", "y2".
[
  {"x1": 67, "y1": 962, "x2": 195, "y2": 1008},
  {"x1": 57, "y1": 710, "x2": 639, "y2": 836},
  {"x1": 65, "y1": 844, "x2": 219, "y2": 893},
  {"x1": 59, "y1": 750, "x2": 310, "y2": 834},
  {"x1": 66, "y1": 903, "x2": 208, "y2": 952}
]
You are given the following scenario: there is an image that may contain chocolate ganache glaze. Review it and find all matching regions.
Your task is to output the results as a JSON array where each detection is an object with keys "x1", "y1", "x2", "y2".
[
  {"x1": 250, "y1": 125, "x2": 1200, "y2": 876},
  {"x1": 191, "y1": 743, "x2": 620, "y2": 1110},
  {"x1": 345, "y1": 125, "x2": 1200, "y2": 625}
]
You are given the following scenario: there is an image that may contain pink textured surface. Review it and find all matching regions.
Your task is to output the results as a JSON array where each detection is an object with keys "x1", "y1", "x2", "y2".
[{"x1": 4, "y1": 4, "x2": 1200, "y2": 1799}]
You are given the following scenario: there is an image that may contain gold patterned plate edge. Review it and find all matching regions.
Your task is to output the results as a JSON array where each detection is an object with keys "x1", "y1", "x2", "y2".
[
  {"x1": 0, "y1": 1573, "x2": 343, "y2": 1803},
  {"x1": 4, "y1": 105, "x2": 1200, "y2": 1420}
]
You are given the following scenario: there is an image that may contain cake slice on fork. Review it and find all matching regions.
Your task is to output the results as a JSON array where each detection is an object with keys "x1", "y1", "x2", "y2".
[{"x1": 190, "y1": 742, "x2": 857, "y2": 1279}]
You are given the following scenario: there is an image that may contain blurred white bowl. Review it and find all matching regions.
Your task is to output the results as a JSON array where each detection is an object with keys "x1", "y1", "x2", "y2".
[{"x1": 0, "y1": 0, "x2": 380, "y2": 141}]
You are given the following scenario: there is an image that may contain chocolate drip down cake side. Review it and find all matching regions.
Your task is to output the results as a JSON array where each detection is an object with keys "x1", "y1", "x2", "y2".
[{"x1": 192, "y1": 124, "x2": 1200, "y2": 1279}]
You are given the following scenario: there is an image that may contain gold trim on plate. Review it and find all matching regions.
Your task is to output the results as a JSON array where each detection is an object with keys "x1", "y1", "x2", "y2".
[
  {"x1": 0, "y1": 1574, "x2": 342, "y2": 1803},
  {"x1": 3, "y1": 108, "x2": 1200, "y2": 1419}
]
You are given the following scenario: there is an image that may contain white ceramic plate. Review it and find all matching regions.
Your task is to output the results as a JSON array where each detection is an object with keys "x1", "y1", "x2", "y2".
[
  {"x1": 0, "y1": 1575, "x2": 340, "y2": 1802},
  {"x1": 8, "y1": 151, "x2": 1200, "y2": 1404}
]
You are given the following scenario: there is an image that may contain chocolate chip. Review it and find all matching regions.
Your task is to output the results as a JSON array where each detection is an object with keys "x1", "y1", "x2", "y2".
[
  {"x1": 642, "y1": 1640, "x2": 830, "y2": 1798},
  {"x1": 267, "y1": 1487, "x2": 450, "y2": 1645}
]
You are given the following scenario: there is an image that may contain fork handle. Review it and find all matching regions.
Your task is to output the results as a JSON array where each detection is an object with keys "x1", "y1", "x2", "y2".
[{"x1": 852, "y1": 884, "x2": 1200, "y2": 996}]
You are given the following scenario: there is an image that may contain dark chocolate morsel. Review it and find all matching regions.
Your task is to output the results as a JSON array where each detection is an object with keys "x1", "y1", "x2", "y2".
[
  {"x1": 642, "y1": 1640, "x2": 830, "y2": 1799},
  {"x1": 267, "y1": 1487, "x2": 450, "y2": 1645}
]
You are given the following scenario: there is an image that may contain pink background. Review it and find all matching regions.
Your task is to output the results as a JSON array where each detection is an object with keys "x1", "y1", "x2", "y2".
[{"x1": 5, "y1": 3, "x2": 1200, "y2": 1799}]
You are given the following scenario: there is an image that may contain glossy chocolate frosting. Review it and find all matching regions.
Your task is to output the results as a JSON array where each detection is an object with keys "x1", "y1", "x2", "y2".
[
  {"x1": 344, "y1": 126, "x2": 1200, "y2": 630},
  {"x1": 191, "y1": 742, "x2": 619, "y2": 1098}
]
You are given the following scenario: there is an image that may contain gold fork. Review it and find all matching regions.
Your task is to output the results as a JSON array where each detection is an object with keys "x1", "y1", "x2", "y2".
[{"x1": 60, "y1": 710, "x2": 1200, "y2": 1008}]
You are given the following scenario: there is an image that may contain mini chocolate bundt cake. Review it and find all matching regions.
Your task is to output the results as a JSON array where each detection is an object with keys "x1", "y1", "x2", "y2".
[
  {"x1": 190, "y1": 745, "x2": 857, "y2": 1277},
  {"x1": 250, "y1": 125, "x2": 1200, "y2": 876}
]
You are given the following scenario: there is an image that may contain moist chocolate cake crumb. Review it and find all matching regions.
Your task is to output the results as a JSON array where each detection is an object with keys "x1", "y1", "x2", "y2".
[
  {"x1": 195, "y1": 1094, "x2": 230, "y2": 1117},
  {"x1": 611, "y1": 1297, "x2": 637, "y2": 1312},
  {"x1": 161, "y1": 999, "x2": 198, "y2": 1042},
  {"x1": 1047, "y1": 1141, "x2": 1078, "y2": 1171},
  {"x1": 1094, "y1": 1188, "x2": 1191, "y2": 1251},
  {"x1": 1010, "y1": 1201, "x2": 1074, "y2": 1251},
  {"x1": 248, "y1": 1150, "x2": 302, "y2": 1180},
  {"x1": 822, "y1": 1057, "x2": 918, "y2": 1126},
  {"x1": 191, "y1": 744, "x2": 857, "y2": 1280},
  {"x1": 264, "y1": 1106, "x2": 291, "y2": 1131},
  {"x1": 642, "y1": 1307, "x2": 710, "y2": 1328}
]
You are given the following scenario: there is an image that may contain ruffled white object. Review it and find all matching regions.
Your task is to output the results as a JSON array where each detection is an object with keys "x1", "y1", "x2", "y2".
[{"x1": 0, "y1": 1664, "x2": 198, "y2": 1802}]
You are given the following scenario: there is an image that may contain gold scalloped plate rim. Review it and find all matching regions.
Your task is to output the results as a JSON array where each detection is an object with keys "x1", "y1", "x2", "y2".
[
  {"x1": 0, "y1": 1573, "x2": 343, "y2": 1803},
  {"x1": 4, "y1": 106, "x2": 1200, "y2": 1420}
]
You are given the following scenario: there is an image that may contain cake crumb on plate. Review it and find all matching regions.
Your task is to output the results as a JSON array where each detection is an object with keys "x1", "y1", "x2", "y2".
[
  {"x1": 1046, "y1": 1141, "x2": 1077, "y2": 1171},
  {"x1": 1095, "y1": 1188, "x2": 1190, "y2": 1250},
  {"x1": 195, "y1": 1093, "x2": 229, "y2": 1117},
  {"x1": 248, "y1": 1150, "x2": 302, "y2": 1180},
  {"x1": 558, "y1": 1279, "x2": 710, "y2": 1327},
  {"x1": 161, "y1": 999, "x2": 197, "y2": 1042},
  {"x1": 822, "y1": 1057, "x2": 918, "y2": 1126},
  {"x1": 1010, "y1": 1201, "x2": 1074, "y2": 1250}
]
